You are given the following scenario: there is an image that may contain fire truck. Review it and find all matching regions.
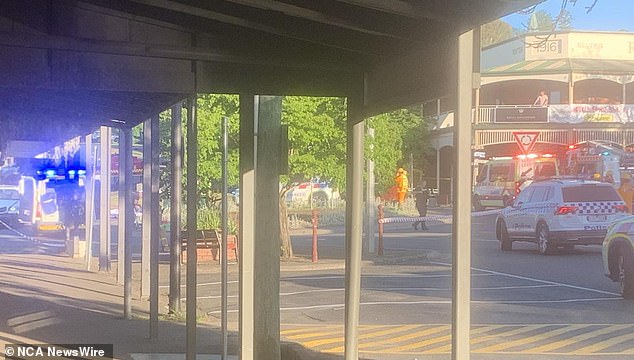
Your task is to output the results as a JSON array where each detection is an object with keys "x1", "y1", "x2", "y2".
[{"x1": 564, "y1": 141, "x2": 631, "y2": 186}]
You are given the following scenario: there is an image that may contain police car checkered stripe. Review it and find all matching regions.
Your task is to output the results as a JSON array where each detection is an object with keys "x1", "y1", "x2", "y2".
[
  {"x1": 377, "y1": 209, "x2": 501, "y2": 224},
  {"x1": 568, "y1": 201, "x2": 625, "y2": 214}
]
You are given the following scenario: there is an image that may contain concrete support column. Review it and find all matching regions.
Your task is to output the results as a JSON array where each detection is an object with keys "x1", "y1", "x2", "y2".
[
  {"x1": 569, "y1": 75, "x2": 575, "y2": 105},
  {"x1": 452, "y1": 29, "x2": 476, "y2": 360},
  {"x1": 120, "y1": 127, "x2": 134, "y2": 320},
  {"x1": 239, "y1": 94, "x2": 256, "y2": 360},
  {"x1": 99, "y1": 126, "x2": 112, "y2": 272},
  {"x1": 169, "y1": 103, "x2": 183, "y2": 314},
  {"x1": 436, "y1": 146, "x2": 441, "y2": 195},
  {"x1": 117, "y1": 129, "x2": 126, "y2": 285},
  {"x1": 254, "y1": 96, "x2": 282, "y2": 359},
  {"x1": 142, "y1": 119, "x2": 151, "y2": 298},
  {"x1": 366, "y1": 127, "x2": 376, "y2": 254},
  {"x1": 149, "y1": 114, "x2": 160, "y2": 339},
  {"x1": 85, "y1": 134, "x2": 95, "y2": 271},
  {"x1": 185, "y1": 96, "x2": 199, "y2": 360},
  {"x1": 344, "y1": 91, "x2": 365, "y2": 360}
]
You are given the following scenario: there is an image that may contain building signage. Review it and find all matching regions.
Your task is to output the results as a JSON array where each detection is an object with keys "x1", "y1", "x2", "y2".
[
  {"x1": 549, "y1": 104, "x2": 634, "y2": 124},
  {"x1": 513, "y1": 132, "x2": 540, "y2": 155},
  {"x1": 495, "y1": 107, "x2": 548, "y2": 123}
]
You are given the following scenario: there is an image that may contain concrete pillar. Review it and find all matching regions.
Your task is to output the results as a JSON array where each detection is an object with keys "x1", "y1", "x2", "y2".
[
  {"x1": 344, "y1": 91, "x2": 365, "y2": 360},
  {"x1": 169, "y1": 103, "x2": 183, "y2": 314},
  {"x1": 120, "y1": 127, "x2": 134, "y2": 320},
  {"x1": 117, "y1": 128, "x2": 126, "y2": 285},
  {"x1": 569, "y1": 75, "x2": 575, "y2": 105},
  {"x1": 253, "y1": 96, "x2": 282, "y2": 359},
  {"x1": 142, "y1": 119, "x2": 151, "y2": 298},
  {"x1": 239, "y1": 94, "x2": 256, "y2": 360},
  {"x1": 85, "y1": 136, "x2": 95, "y2": 270},
  {"x1": 452, "y1": 29, "x2": 476, "y2": 360},
  {"x1": 99, "y1": 126, "x2": 112, "y2": 271},
  {"x1": 149, "y1": 114, "x2": 160, "y2": 339},
  {"x1": 366, "y1": 127, "x2": 376, "y2": 254},
  {"x1": 185, "y1": 96, "x2": 199, "y2": 360}
]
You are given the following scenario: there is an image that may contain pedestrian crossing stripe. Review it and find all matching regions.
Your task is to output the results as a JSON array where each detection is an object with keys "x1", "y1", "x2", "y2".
[{"x1": 281, "y1": 324, "x2": 634, "y2": 355}]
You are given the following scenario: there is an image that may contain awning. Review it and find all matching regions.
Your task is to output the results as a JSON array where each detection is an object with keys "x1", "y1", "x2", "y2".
[{"x1": 483, "y1": 59, "x2": 634, "y2": 85}]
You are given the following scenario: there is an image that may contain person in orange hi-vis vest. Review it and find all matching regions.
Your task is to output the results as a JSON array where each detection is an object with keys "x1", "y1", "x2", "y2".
[
  {"x1": 618, "y1": 172, "x2": 634, "y2": 213},
  {"x1": 395, "y1": 167, "x2": 409, "y2": 206}
]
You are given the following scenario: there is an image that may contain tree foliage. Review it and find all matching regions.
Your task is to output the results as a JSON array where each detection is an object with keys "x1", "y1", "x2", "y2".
[
  {"x1": 367, "y1": 107, "x2": 434, "y2": 195},
  {"x1": 481, "y1": 19, "x2": 514, "y2": 47},
  {"x1": 282, "y1": 96, "x2": 347, "y2": 189}
]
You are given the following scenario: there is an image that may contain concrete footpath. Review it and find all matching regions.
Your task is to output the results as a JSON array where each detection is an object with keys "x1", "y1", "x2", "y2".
[{"x1": 0, "y1": 209, "x2": 452, "y2": 360}]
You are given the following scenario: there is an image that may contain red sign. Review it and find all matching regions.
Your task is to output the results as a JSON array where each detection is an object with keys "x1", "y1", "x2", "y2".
[{"x1": 513, "y1": 132, "x2": 540, "y2": 155}]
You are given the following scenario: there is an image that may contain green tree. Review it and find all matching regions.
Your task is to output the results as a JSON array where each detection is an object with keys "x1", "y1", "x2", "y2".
[
  {"x1": 283, "y1": 96, "x2": 347, "y2": 189},
  {"x1": 367, "y1": 107, "x2": 434, "y2": 195},
  {"x1": 534, "y1": 10, "x2": 555, "y2": 32},
  {"x1": 481, "y1": 19, "x2": 514, "y2": 47}
]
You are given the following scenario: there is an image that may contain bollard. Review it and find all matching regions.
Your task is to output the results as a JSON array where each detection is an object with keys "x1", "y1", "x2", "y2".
[
  {"x1": 377, "y1": 204, "x2": 384, "y2": 256},
  {"x1": 312, "y1": 209, "x2": 319, "y2": 263}
]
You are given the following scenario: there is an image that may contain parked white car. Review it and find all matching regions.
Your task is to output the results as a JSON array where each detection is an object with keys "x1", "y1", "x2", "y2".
[
  {"x1": 285, "y1": 181, "x2": 340, "y2": 207},
  {"x1": 495, "y1": 179, "x2": 629, "y2": 255}
]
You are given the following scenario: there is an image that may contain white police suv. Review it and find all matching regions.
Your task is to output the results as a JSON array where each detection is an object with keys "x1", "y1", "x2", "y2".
[{"x1": 495, "y1": 179, "x2": 629, "y2": 255}]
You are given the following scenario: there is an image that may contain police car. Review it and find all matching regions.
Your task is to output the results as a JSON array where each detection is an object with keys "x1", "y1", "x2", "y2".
[
  {"x1": 602, "y1": 216, "x2": 634, "y2": 299},
  {"x1": 495, "y1": 179, "x2": 629, "y2": 255}
]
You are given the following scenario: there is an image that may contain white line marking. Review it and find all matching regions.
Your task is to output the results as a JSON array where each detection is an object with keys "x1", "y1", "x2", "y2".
[
  {"x1": 158, "y1": 272, "x2": 496, "y2": 288},
  {"x1": 431, "y1": 261, "x2": 622, "y2": 297},
  {"x1": 206, "y1": 296, "x2": 623, "y2": 314}
]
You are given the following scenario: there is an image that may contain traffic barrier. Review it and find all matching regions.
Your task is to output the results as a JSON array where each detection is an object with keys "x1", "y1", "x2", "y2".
[{"x1": 376, "y1": 206, "x2": 503, "y2": 255}]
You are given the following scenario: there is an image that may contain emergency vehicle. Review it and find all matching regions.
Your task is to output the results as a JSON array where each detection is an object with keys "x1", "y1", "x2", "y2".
[
  {"x1": 473, "y1": 154, "x2": 559, "y2": 210},
  {"x1": 31, "y1": 166, "x2": 86, "y2": 233},
  {"x1": 564, "y1": 141, "x2": 624, "y2": 185}
]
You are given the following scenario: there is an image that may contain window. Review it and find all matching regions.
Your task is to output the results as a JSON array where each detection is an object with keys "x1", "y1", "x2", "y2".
[
  {"x1": 476, "y1": 165, "x2": 488, "y2": 183},
  {"x1": 489, "y1": 163, "x2": 514, "y2": 182},
  {"x1": 0, "y1": 189, "x2": 20, "y2": 199},
  {"x1": 516, "y1": 187, "x2": 534, "y2": 204},
  {"x1": 529, "y1": 186, "x2": 548, "y2": 203},
  {"x1": 536, "y1": 163, "x2": 556, "y2": 177},
  {"x1": 562, "y1": 185, "x2": 621, "y2": 202}
]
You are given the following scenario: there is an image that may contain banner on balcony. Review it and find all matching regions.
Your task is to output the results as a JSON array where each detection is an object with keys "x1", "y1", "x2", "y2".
[{"x1": 549, "y1": 104, "x2": 634, "y2": 123}]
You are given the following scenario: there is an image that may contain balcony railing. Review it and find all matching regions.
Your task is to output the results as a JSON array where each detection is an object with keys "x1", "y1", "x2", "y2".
[{"x1": 432, "y1": 104, "x2": 634, "y2": 128}]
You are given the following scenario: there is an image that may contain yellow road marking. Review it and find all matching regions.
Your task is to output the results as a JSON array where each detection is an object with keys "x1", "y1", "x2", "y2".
[
  {"x1": 475, "y1": 325, "x2": 589, "y2": 353},
  {"x1": 303, "y1": 324, "x2": 418, "y2": 349},
  {"x1": 429, "y1": 325, "x2": 552, "y2": 353},
  {"x1": 286, "y1": 331, "x2": 339, "y2": 340},
  {"x1": 575, "y1": 329, "x2": 634, "y2": 353},
  {"x1": 381, "y1": 326, "x2": 491, "y2": 352},
  {"x1": 323, "y1": 325, "x2": 446, "y2": 353},
  {"x1": 281, "y1": 325, "x2": 339, "y2": 336},
  {"x1": 530, "y1": 325, "x2": 630, "y2": 353},
  {"x1": 358, "y1": 325, "x2": 448, "y2": 349}
]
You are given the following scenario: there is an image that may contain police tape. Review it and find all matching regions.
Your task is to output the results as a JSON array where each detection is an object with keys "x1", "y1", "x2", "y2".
[
  {"x1": 377, "y1": 208, "x2": 502, "y2": 224},
  {"x1": 0, "y1": 219, "x2": 35, "y2": 242}
]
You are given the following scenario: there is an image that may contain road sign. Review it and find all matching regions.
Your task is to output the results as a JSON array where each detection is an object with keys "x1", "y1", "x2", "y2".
[{"x1": 513, "y1": 131, "x2": 540, "y2": 154}]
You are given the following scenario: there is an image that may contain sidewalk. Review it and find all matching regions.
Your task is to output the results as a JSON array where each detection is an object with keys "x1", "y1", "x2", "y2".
[{"x1": 0, "y1": 214, "x2": 445, "y2": 360}]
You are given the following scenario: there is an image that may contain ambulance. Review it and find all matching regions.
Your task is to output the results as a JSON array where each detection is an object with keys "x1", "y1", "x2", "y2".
[{"x1": 473, "y1": 154, "x2": 559, "y2": 210}]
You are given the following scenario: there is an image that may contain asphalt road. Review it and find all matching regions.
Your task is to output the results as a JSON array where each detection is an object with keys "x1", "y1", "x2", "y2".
[
  {"x1": 4, "y1": 214, "x2": 634, "y2": 359},
  {"x1": 191, "y1": 213, "x2": 634, "y2": 359}
]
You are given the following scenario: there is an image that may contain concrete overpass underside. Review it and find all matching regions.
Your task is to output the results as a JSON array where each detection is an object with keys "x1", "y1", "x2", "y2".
[{"x1": 1, "y1": 0, "x2": 541, "y2": 359}]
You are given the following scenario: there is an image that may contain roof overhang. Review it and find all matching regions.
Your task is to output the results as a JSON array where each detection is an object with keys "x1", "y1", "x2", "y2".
[{"x1": 0, "y1": 0, "x2": 541, "y2": 148}]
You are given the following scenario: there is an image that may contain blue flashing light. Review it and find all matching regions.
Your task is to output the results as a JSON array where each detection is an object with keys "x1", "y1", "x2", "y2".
[
  {"x1": 45, "y1": 169, "x2": 56, "y2": 177},
  {"x1": 68, "y1": 170, "x2": 76, "y2": 176},
  {"x1": 78, "y1": 170, "x2": 86, "y2": 176},
  {"x1": 601, "y1": 151, "x2": 610, "y2": 156}
]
